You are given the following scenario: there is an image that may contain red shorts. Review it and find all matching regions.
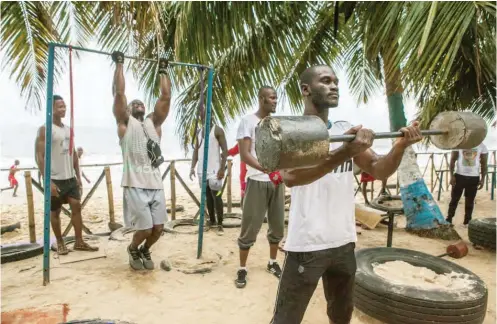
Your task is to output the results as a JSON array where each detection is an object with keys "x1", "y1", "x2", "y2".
[
  {"x1": 360, "y1": 172, "x2": 375, "y2": 183},
  {"x1": 8, "y1": 176, "x2": 18, "y2": 187}
]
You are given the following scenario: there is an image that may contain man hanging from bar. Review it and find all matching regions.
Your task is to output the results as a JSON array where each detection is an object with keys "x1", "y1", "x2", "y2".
[
  {"x1": 189, "y1": 111, "x2": 229, "y2": 235},
  {"x1": 111, "y1": 51, "x2": 171, "y2": 271},
  {"x1": 35, "y1": 95, "x2": 98, "y2": 255},
  {"x1": 270, "y1": 65, "x2": 422, "y2": 324}
]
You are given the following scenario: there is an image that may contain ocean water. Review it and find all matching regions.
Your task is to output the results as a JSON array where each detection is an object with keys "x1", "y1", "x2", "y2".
[{"x1": 1, "y1": 122, "x2": 495, "y2": 190}]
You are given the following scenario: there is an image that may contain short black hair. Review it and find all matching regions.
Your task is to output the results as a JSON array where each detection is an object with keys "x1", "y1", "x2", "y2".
[
  {"x1": 299, "y1": 65, "x2": 333, "y2": 85},
  {"x1": 258, "y1": 86, "x2": 276, "y2": 97},
  {"x1": 53, "y1": 94, "x2": 64, "y2": 102}
]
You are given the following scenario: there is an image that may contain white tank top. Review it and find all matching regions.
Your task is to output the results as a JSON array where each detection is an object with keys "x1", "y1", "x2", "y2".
[
  {"x1": 196, "y1": 126, "x2": 221, "y2": 179},
  {"x1": 120, "y1": 116, "x2": 164, "y2": 190},
  {"x1": 284, "y1": 120, "x2": 357, "y2": 252},
  {"x1": 50, "y1": 123, "x2": 75, "y2": 180}
]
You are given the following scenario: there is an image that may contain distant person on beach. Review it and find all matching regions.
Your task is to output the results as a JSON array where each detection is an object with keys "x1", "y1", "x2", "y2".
[
  {"x1": 360, "y1": 171, "x2": 388, "y2": 205},
  {"x1": 227, "y1": 143, "x2": 247, "y2": 206},
  {"x1": 1, "y1": 160, "x2": 20, "y2": 197},
  {"x1": 35, "y1": 94, "x2": 98, "y2": 255},
  {"x1": 270, "y1": 65, "x2": 422, "y2": 324},
  {"x1": 447, "y1": 143, "x2": 488, "y2": 227},
  {"x1": 111, "y1": 51, "x2": 171, "y2": 271},
  {"x1": 189, "y1": 116, "x2": 228, "y2": 235},
  {"x1": 77, "y1": 147, "x2": 91, "y2": 184},
  {"x1": 234, "y1": 86, "x2": 285, "y2": 289}
]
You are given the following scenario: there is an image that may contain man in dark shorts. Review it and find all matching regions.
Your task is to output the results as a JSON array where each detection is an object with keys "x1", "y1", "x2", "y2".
[
  {"x1": 35, "y1": 95, "x2": 98, "y2": 255},
  {"x1": 270, "y1": 65, "x2": 422, "y2": 324}
]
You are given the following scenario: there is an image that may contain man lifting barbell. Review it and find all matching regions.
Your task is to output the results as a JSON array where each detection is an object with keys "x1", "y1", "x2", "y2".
[{"x1": 268, "y1": 65, "x2": 423, "y2": 324}]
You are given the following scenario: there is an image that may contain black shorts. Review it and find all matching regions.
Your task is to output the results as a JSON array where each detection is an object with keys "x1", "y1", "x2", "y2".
[
  {"x1": 271, "y1": 242, "x2": 356, "y2": 324},
  {"x1": 51, "y1": 177, "x2": 81, "y2": 211}
]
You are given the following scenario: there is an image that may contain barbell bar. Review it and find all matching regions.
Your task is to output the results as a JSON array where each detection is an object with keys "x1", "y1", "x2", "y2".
[{"x1": 255, "y1": 111, "x2": 488, "y2": 172}]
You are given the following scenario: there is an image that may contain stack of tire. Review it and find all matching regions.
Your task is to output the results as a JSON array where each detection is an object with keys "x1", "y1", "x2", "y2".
[
  {"x1": 354, "y1": 247, "x2": 488, "y2": 324},
  {"x1": 468, "y1": 218, "x2": 496, "y2": 250}
]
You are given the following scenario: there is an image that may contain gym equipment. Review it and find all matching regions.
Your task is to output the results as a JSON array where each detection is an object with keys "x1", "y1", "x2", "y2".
[
  {"x1": 42, "y1": 42, "x2": 214, "y2": 286},
  {"x1": 255, "y1": 111, "x2": 488, "y2": 172},
  {"x1": 436, "y1": 241, "x2": 468, "y2": 259}
]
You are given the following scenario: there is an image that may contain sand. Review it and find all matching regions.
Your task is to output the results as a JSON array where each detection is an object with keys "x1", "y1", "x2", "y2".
[
  {"x1": 1, "y1": 167, "x2": 496, "y2": 324},
  {"x1": 373, "y1": 260, "x2": 477, "y2": 291}
]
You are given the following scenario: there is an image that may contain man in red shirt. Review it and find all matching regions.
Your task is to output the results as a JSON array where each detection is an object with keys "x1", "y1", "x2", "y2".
[
  {"x1": 228, "y1": 144, "x2": 247, "y2": 206},
  {"x1": 1, "y1": 160, "x2": 20, "y2": 197}
]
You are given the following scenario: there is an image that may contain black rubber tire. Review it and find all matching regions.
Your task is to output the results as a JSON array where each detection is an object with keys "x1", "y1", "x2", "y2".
[
  {"x1": 222, "y1": 213, "x2": 242, "y2": 228},
  {"x1": 50, "y1": 235, "x2": 106, "y2": 252},
  {"x1": 468, "y1": 218, "x2": 496, "y2": 250},
  {"x1": 164, "y1": 218, "x2": 210, "y2": 234},
  {"x1": 166, "y1": 205, "x2": 184, "y2": 213},
  {"x1": 354, "y1": 247, "x2": 488, "y2": 324},
  {"x1": 110, "y1": 227, "x2": 136, "y2": 241},
  {"x1": 1, "y1": 242, "x2": 43, "y2": 264},
  {"x1": 370, "y1": 195, "x2": 404, "y2": 214},
  {"x1": 1, "y1": 221, "x2": 21, "y2": 234}
]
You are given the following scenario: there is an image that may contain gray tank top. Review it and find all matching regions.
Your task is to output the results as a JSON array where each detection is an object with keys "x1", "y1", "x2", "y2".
[
  {"x1": 120, "y1": 116, "x2": 163, "y2": 190},
  {"x1": 50, "y1": 123, "x2": 75, "y2": 180}
]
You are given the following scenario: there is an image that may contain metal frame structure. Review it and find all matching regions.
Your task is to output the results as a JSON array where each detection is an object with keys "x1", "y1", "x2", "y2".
[{"x1": 43, "y1": 42, "x2": 214, "y2": 285}]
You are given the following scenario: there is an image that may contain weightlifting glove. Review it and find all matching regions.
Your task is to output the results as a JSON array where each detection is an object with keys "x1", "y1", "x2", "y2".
[
  {"x1": 269, "y1": 171, "x2": 283, "y2": 187},
  {"x1": 111, "y1": 51, "x2": 124, "y2": 64},
  {"x1": 158, "y1": 58, "x2": 169, "y2": 75}
]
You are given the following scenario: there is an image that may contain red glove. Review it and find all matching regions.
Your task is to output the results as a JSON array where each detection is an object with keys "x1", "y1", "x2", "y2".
[{"x1": 269, "y1": 171, "x2": 283, "y2": 187}]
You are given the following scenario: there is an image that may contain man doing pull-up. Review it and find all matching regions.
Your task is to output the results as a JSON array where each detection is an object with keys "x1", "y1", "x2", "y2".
[{"x1": 111, "y1": 51, "x2": 172, "y2": 271}]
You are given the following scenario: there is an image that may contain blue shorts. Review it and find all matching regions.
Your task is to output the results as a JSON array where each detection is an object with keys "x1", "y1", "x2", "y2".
[{"x1": 123, "y1": 187, "x2": 167, "y2": 230}]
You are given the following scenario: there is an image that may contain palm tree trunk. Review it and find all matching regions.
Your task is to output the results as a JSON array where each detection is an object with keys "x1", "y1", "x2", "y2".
[{"x1": 383, "y1": 57, "x2": 459, "y2": 240}]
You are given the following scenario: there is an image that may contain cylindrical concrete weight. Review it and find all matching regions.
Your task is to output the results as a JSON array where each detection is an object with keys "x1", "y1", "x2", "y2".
[
  {"x1": 446, "y1": 241, "x2": 468, "y2": 259},
  {"x1": 429, "y1": 111, "x2": 488, "y2": 150},
  {"x1": 255, "y1": 116, "x2": 329, "y2": 172}
]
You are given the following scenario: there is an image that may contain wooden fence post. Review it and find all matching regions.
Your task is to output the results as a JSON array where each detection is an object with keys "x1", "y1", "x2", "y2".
[
  {"x1": 170, "y1": 161, "x2": 176, "y2": 220},
  {"x1": 430, "y1": 153, "x2": 434, "y2": 192},
  {"x1": 227, "y1": 160, "x2": 232, "y2": 213},
  {"x1": 24, "y1": 171, "x2": 36, "y2": 243},
  {"x1": 104, "y1": 166, "x2": 116, "y2": 225}
]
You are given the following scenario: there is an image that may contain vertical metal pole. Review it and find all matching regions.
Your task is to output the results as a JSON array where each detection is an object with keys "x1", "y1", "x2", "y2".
[
  {"x1": 43, "y1": 44, "x2": 55, "y2": 285},
  {"x1": 197, "y1": 68, "x2": 214, "y2": 259}
]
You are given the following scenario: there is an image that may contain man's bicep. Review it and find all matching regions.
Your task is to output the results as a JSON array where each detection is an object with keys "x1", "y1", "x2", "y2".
[
  {"x1": 353, "y1": 149, "x2": 378, "y2": 174},
  {"x1": 238, "y1": 138, "x2": 251, "y2": 155}
]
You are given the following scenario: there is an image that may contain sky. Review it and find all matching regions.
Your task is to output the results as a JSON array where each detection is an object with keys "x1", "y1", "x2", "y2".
[{"x1": 1, "y1": 44, "x2": 495, "y2": 163}]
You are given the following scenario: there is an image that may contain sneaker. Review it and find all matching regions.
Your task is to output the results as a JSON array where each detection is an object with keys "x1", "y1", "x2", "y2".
[
  {"x1": 139, "y1": 245, "x2": 155, "y2": 270},
  {"x1": 267, "y1": 262, "x2": 282, "y2": 279},
  {"x1": 235, "y1": 269, "x2": 247, "y2": 288},
  {"x1": 128, "y1": 245, "x2": 144, "y2": 270},
  {"x1": 217, "y1": 225, "x2": 224, "y2": 236}
]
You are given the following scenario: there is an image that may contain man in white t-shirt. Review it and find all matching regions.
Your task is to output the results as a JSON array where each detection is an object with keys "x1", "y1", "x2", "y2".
[
  {"x1": 447, "y1": 144, "x2": 488, "y2": 226},
  {"x1": 234, "y1": 86, "x2": 285, "y2": 288},
  {"x1": 270, "y1": 65, "x2": 422, "y2": 324}
]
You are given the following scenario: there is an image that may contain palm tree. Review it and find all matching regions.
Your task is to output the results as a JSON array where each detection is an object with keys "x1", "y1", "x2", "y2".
[{"x1": 2, "y1": 1, "x2": 495, "y2": 237}]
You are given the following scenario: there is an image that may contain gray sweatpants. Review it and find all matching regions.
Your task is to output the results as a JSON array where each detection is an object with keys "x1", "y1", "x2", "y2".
[
  {"x1": 123, "y1": 187, "x2": 168, "y2": 230},
  {"x1": 237, "y1": 178, "x2": 285, "y2": 250}
]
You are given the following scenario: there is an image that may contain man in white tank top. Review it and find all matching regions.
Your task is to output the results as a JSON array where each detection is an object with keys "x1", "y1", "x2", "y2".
[
  {"x1": 189, "y1": 116, "x2": 228, "y2": 235},
  {"x1": 270, "y1": 65, "x2": 422, "y2": 324},
  {"x1": 35, "y1": 95, "x2": 99, "y2": 255},
  {"x1": 111, "y1": 51, "x2": 171, "y2": 271}
]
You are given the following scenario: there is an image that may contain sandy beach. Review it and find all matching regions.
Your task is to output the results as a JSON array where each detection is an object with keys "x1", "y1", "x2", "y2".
[{"x1": 1, "y1": 164, "x2": 495, "y2": 324}]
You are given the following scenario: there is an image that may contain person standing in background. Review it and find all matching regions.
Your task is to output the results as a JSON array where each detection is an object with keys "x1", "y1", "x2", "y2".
[
  {"x1": 1, "y1": 160, "x2": 20, "y2": 197},
  {"x1": 447, "y1": 143, "x2": 488, "y2": 227}
]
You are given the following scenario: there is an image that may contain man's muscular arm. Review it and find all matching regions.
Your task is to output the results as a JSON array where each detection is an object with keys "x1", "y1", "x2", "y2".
[
  {"x1": 238, "y1": 138, "x2": 265, "y2": 173},
  {"x1": 35, "y1": 126, "x2": 46, "y2": 179},
  {"x1": 282, "y1": 146, "x2": 353, "y2": 188},
  {"x1": 215, "y1": 126, "x2": 229, "y2": 179},
  {"x1": 354, "y1": 122, "x2": 423, "y2": 180},
  {"x1": 152, "y1": 59, "x2": 172, "y2": 128},
  {"x1": 111, "y1": 52, "x2": 128, "y2": 138}
]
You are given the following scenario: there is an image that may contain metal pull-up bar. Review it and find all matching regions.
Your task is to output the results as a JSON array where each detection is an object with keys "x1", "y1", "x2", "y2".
[{"x1": 43, "y1": 42, "x2": 214, "y2": 285}]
